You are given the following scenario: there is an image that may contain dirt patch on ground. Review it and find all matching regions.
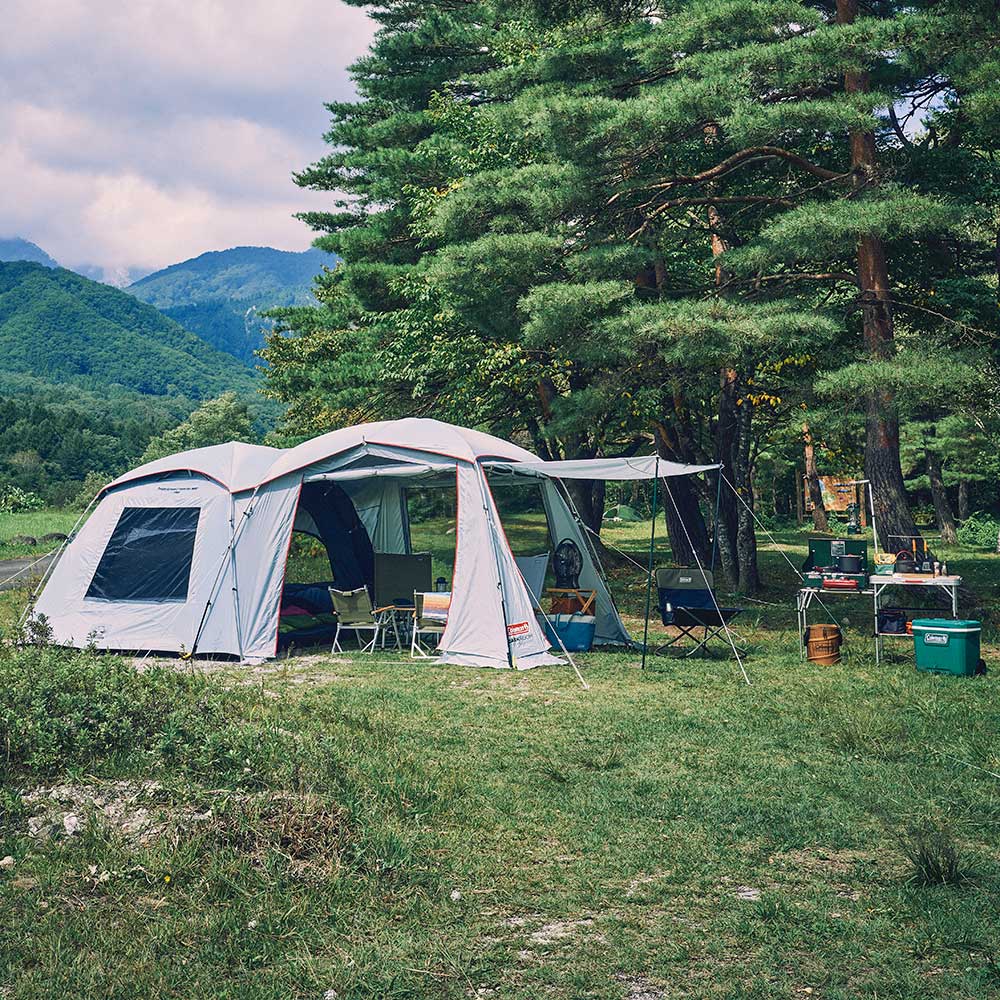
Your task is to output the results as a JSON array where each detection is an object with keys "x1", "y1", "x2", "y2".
[
  {"x1": 774, "y1": 846, "x2": 879, "y2": 878},
  {"x1": 528, "y1": 917, "x2": 596, "y2": 945},
  {"x1": 20, "y1": 782, "x2": 349, "y2": 869},
  {"x1": 613, "y1": 973, "x2": 665, "y2": 1000},
  {"x1": 768, "y1": 845, "x2": 899, "y2": 902},
  {"x1": 130, "y1": 653, "x2": 356, "y2": 688},
  {"x1": 22, "y1": 781, "x2": 211, "y2": 846}
]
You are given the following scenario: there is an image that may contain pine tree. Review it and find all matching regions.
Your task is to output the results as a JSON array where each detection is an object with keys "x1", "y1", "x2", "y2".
[{"x1": 269, "y1": 0, "x2": 1000, "y2": 591}]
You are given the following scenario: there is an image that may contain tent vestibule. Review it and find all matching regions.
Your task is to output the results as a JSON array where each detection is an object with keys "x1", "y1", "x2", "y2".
[{"x1": 33, "y1": 421, "x2": 641, "y2": 668}]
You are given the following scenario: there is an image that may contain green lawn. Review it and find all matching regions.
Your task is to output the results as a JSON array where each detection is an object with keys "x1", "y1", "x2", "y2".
[
  {"x1": 0, "y1": 509, "x2": 79, "y2": 558},
  {"x1": 2, "y1": 512, "x2": 999, "y2": 998}
]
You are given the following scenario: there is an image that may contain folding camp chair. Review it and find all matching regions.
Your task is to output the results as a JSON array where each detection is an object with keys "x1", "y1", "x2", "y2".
[
  {"x1": 410, "y1": 591, "x2": 450, "y2": 658},
  {"x1": 514, "y1": 553, "x2": 549, "y2": 605},
  {"x1": 329, "y1": 587, "x2": 381, "y2": 654},
  {"x1": 655, "y1": 567, "x2": 745, "y2": 657}
]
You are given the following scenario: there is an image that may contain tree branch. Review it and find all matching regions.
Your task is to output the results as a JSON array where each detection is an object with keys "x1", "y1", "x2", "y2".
[{"x1": 612, "y1": 147, "x2": 850, "y2": 205}]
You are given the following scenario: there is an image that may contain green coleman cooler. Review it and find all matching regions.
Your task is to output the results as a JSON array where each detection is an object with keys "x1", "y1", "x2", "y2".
[{"x1": 911, "y1": 619, "x2": 981, "y2": 676}]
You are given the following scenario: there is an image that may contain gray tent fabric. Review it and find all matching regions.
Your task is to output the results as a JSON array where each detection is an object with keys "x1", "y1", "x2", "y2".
[
  {"x1": 486, "y1": 455, "x2": 719, "y2": 480},
  {"x1": 515, "y1": 554, "x2": 549, "y2": 603},
  {"x1": 32, "y1": 421, "x2": 713, "y2": 666},
  {"x1": 32, "y1": 421, "x2": 589, "y2": 667}
]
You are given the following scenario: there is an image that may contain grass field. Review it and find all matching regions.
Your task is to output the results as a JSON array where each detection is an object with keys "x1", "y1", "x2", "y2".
[
  {"x1": 0, "y1": 509, "x2": 79, "y2": 558},
  {"x1": 1, "y1": 509, "x2": 999, "y2": 998}
]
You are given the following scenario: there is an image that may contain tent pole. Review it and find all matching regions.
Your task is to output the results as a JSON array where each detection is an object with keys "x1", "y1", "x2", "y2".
[
  {"x1": 641, "y1": 458, "x2": 659, "y2": 670},
  {"x1": 513, "y1": 560, "x2": 589, "y2": 690},
  {"x1": 710, "y1": 466, "x2": 722, "y2": 575},
  {"x1": 187, "y1": 482, "x2": 263, "y2": 659}
]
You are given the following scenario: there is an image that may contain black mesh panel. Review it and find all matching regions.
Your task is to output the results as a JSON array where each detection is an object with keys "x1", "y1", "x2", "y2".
[{"x1": 86, "y1": 507, "x2": 200, "y2": 602}]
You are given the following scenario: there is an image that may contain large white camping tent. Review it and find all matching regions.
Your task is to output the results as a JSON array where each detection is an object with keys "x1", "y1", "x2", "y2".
[{"x1": 31, "y1": 418, "x2": 712, "y2": 668}]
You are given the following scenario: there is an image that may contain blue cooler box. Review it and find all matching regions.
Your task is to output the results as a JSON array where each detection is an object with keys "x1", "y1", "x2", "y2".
[{"x1": 542, "y1": 614, "x2": 596, "y2": 652}]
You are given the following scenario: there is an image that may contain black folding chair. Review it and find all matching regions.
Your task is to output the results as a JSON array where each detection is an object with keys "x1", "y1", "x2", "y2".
[{"x1": 655, "y1": 567, "x2": 746, "y2": 657}]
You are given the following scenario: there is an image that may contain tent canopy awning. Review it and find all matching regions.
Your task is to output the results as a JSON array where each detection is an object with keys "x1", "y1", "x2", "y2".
[{"x1": 485, "y1": 456, "x2": 720, "y2": 480}]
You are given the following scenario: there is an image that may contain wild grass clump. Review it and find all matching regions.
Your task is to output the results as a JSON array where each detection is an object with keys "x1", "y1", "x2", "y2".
[
  {"x1": 208, "y1": 792, "x2": 351, "y2": 867},
  {"x1": 895, "y1": 817, "x2": 969, "y2": 886}
]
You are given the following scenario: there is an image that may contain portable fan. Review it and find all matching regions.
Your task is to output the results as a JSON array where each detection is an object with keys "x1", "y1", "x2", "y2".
[{"x1": 553, "y1": 537, "x2": 583, "y2": 589}]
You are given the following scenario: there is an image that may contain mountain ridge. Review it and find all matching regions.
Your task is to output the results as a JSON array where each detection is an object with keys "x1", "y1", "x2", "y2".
[
  {"x1": 0, "y1": 260, "x2": 259, "y2": 401},
  {"x1": 0, "y1": 237, "x2": 59, "y2": 269},
  {"x1": 128, "y1": 245, "x2": 336, "y2": 364}
]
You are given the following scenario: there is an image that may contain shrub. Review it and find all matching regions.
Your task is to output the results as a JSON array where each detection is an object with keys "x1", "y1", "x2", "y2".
[
  {"x1": 0, "y1": 646, "x2": 230, "y2": 779},
  {"x1": 71, "y1": 471, "x2": 109, "y2": 511},
  {"x1": 0, "y1": 484, "x2": 45, "y2": 513},
  {"x1": 957, "y1": 512, "x2": 1000, "y2": 550}
]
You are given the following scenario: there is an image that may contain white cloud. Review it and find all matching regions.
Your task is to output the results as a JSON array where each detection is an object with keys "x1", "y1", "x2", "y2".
[{"x1": 0, "y1": 0, "x2": 374, "y2": 272}]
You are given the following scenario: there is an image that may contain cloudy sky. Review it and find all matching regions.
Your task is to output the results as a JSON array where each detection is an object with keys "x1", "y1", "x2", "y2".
[{"x1": 0, "y1": 0, "x2": 374, "y2": 279}]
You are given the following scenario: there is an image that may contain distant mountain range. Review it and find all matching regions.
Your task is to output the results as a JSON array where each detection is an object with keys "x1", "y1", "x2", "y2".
[
  {"x1": 0, "y1": 237, "x2": 335, "y2": 371},
  {"x1": 0, "y1": 261, "x2": 257, "y2": 401},
  {"x1": 128, "y1": 246, "x2": 336, "y2": 364},
  {"x1": 0, "y1": 236, "x2": 149, "y2": 287},
  {"x1": 0, "y1": 237, "x2": 59, "y2": 270}
]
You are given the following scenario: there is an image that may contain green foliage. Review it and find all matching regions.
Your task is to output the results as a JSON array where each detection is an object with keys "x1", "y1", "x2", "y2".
[
  {"x1": 129, "y1": 247, "x2": 336, "y2": 365},
  {"x1": 0, "y1": 392, "x2": 175, "y2": 505},
  {"x1": 0, "y1": 485, "x2": 44, "y2": 513},
  {"x1": 265, "y1": 0, "x2": 1000, "y2": 577},
  {"x1": 0, "y1": 646, "x2": 229, "y2": 779},
  {"x1": 957, "y1": 513, "x2": 1000, "y2": 550},
  {"x1": 71, "y1": 471, "x2": 109, "y2": 511},
  {"x1": 140, "y1": 393, "x2": 257, "y2": 463},
  {"x1": 0, "y1": 260, "x2": 280, "y2": 497},
  {"x1": 0, "y1": 261, "x2": 259, "y2": 399}
]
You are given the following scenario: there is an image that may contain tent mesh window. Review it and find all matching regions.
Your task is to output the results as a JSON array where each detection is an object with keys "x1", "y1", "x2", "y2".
[{"x1": 86, "y1": 507, "x2": 200, "y2": 602}]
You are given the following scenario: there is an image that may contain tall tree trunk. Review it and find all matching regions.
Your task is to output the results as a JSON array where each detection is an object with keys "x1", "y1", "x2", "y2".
[
  {"x1": 715, "y1": 369, "x2": 741, "y2": 587},
  {"x1": 733, "y1": 396, "x2": 760, "y2": 594},
  {"x1": 958, "y1": 480, "x2": 969, "y2": 522},
  {"x1": 925, "y1": 444, "x2": 958, "y2": 545},
  {"x1": 564, "y1": 478, "x2": 605, "y2": 537},
  {"x1": 795, "y1": 466, "x2": 805, "y2": 524},
  {"x1": 705, "y1": 169, "x2": 760, "y2": 592},
  {"x1": 660, "y1": 474, "x2": 711, "y2": 567},
  {"x1": 802, "y1": 423, "x2": 829, "y2": 532},
  {"x1": 837, "y1": 0, "x2": 918, "y2": 547},
  {"x1": 652, "y1": 422, "x2": 712, "y2": 567}
]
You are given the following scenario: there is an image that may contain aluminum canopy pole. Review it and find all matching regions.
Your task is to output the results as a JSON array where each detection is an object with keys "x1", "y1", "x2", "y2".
[{"x1": 641, "y1": 457, "x2": 659, "y2": 670}]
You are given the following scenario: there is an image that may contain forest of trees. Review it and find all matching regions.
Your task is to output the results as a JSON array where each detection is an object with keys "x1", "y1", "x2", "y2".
[
  {"x1": 0, "y1": 262, "x2": 276, "y2": 504},
  {"x1": 0, "y1": 262, "x2": 258, "y2": 399},
  {"x1": 261, "y1": 0, "x2": 1000, "y2": 593}
]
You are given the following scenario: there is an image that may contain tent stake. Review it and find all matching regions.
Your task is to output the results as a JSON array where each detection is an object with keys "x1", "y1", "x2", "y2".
[{"x1": 641, "y1": 458, "x2": 659, "y2": 670}]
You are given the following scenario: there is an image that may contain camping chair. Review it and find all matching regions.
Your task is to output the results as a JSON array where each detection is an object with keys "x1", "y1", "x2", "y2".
[
  {"x1": 410, "y1": 591, "x2": 450, "y2": 658},
  {"x1": 373, "y1": 552, "x2": 432, "y2": 609},
  {"x1": 514, "y1": 553, "x2": 549, "y2": 606},
  {"x1": 655, "y1": 567, "x2": 745, "y2": 658},
  {"x1": 329, "y1": 587, "x2": 381, "y2": 654}
]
